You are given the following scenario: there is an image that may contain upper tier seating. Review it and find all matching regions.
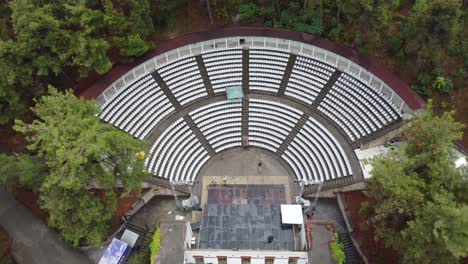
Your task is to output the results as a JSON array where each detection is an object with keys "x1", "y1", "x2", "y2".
[
  {"x1": 100, "y1": 75, "x2": 174, "y2": 140},
  {"x1": 318, "y1": 73, "x2": 399, "y2": 141},
  {"x1": 202, "y1": 49, "x2": 242, "y2": 93},
  {"x1": 158, "y1": 57, "x2": 208, "y2": 105},
  {"x1": 146, "y1": 117, "x2": 209, "y2": 182},
  {"x1": 249, "y1": 49, "x2": 289, "y2": 93},
  {"x1": 190, "y1": 100, "x2": 243, "y2": 153},
  {"x1": 284, "y1": 56, "x2": 334, "y2": 104}
]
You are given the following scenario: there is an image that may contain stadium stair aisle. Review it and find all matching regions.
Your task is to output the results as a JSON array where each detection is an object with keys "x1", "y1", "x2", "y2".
[
  {"x1": 278, "y1": 54, "x2": 297, "y2": 96},
  {"x1": 151, "y1": 71, "x2": 182, "y2": 110},
  {"x1": 195, "y1": 55, "x2": 215, "y2": 96}
]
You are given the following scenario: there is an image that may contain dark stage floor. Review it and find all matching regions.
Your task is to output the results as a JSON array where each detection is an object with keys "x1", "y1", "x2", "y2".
[{"x1": 199, "y1": 184, "x2": 295, "y2": 250}]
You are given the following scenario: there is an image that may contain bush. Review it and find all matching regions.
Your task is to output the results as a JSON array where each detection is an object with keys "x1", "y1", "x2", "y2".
[
  {"x1": 238, "y1": 3, "x2": 260, "y2": 22},
  {"x1": 331, "y1": 233, "x2": 346, "y2": 264},
  {"x1": 216, "y1": 6, "x2": 231, "y2": 24},
  {"x1": 412, "y1": 73, "x2": 433, "y2": 97},
  {"x1": 359, "y1": 201, "x2": 371, "y2": 217},
  {"x1": 303, "y1": 10, "x2": 323, "y2": 36},
  {"x1": 328, "y1": 19, "x2": 342, "y2": 41},
  {"x1": 432, "y1": 76, "x2": 453, "y2": 95},
  {"x1": 149, "y1": 229, "x2": 161, "y2": 264}
]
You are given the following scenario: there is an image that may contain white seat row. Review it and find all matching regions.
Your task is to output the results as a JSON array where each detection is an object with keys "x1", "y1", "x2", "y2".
[
  {"x1": 101, "y1": 75, "x2": 153, "y2": 117},
  {"x1": 157, "y1": 57, "x2": 208, "y2": 106},
  {"x1": 203, "y1": 49, "x2": 242, "y2": 95},
  {"x1": 319, "y1": 73, "x2": 402, "y2": 141},
  {"x1": 100, "y1": 75, "x2": 174, "y2": 140},
  {"x1": 282, "y1": 116, "x2": 352, "y2": 182},
  {"x1": 340, "y1": 74, "x2": 399, "y2": 119},
  {"x1": 296, "y1": 56, "x2": 335, "y2": 73},
  {"x1": 190, "y1": 100, "x2": 242, "y2": 153},
  {"x1": 146, "y1": 118, "x2": 210, "y2": 182}
]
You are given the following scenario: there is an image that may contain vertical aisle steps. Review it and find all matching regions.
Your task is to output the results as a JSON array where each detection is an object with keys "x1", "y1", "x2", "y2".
[
  {"x1": 242, "y1": 49, "x2": 250, "y2": 95},
  {"x1": 151, "y1": 71, "x2": 182, "y2": 110},
  {"x1": 183, "y1": 115, "x2": 215, "y2": 155},
  {"x1": 276, "y1": 113, "x2": 309, "y2": 156},
  {"x1": 278, "y1": 54, "x2": 297, "y2": 96},
  {"x1": 241, "y1": 98, "x2": 249, "y2": 147},
  {"x1": 310, "y1": 70, "x2": 342, "y2": 109},
  {"x1": 195, "y1": 55, "x2": 215, "y2": 96}
]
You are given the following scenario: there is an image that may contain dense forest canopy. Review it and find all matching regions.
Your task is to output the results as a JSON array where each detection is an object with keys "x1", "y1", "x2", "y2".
[{"x1": 0, "y1": 0, "x2": 153, "y2": 126}]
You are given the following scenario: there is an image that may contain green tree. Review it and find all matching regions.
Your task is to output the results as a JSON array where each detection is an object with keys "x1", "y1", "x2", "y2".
[
  {"x1": 366, "y1": 102, "x2": 467, "y2": 263},
  {"x1": 401, "y1": 0, "x2": 462, "y2": 70},
  {"x1": 0, "y1": 0, "x2": 154, "y2": 125},
  {"x1": 0, "y1": 153, "x2": 47, "y2": 191},
  {"x1": 13, "y1": 87, "x2": 149, "y2": 246},
  {"x1": 238, "y1": 3, "x2": 261, "y2": 23}
]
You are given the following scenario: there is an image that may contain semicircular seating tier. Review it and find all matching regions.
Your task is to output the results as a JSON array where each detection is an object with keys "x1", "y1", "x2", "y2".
[
  {"x1": 144, "y1": 98, "x2": 352, "y2": 184},
  {"x1": 98, "y1": 40, "x2": 407, "y2": 185}
]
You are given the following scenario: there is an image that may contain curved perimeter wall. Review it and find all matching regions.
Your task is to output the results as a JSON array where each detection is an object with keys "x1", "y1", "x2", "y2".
[{"x1": 78, "y1": 27, "x2": 424, "y2": 112}]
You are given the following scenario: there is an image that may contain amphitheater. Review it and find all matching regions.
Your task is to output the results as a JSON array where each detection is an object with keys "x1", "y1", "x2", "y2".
[
  {"x1": 84, "y1": 29, "x2": 427, "y2": 263},
  {"x1": 91, "y1": 30, "x2": 421, "y2": 195}
]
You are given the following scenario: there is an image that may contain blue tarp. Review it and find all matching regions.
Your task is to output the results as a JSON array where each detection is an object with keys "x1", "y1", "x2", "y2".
[{"x1": 99, "y1": 238, "x2": 131, "y2": 264}]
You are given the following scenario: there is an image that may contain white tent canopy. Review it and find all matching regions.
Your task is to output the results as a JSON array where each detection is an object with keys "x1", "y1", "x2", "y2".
[{"x1": 280, "y1": 204, "x2": 303, "y2": 225}]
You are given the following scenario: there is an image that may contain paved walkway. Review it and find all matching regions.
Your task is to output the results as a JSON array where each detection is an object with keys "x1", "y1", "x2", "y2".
[{"x1": 0, "y1": 187, "x2": 91, "y2": 264}]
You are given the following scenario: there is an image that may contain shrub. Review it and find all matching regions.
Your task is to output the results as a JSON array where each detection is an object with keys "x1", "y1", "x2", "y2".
[
  {"x1": 149, "y1": 229, "x2": 161, "y2": 264},
  {"x1": 331, "y1": 233, "x2": 346, "y2": 264},
  {"x1": 359, "y1": 201, "x2": 371, "y2": 217},
  {"x1": 412, "y1": 73, "x2": 433, "y2": 97},
  {"x1": 216, "y1": 6, "x2": 231, "y2": 25},
  {"x1": 328, "y1": 19, "x2": 342, "y2": 41},
  {"x1": 238, "y1": 3, "x2": 260, "y2": 22},
  {"x1": 303, "y1": 10, "x2": 323, "y2": 36},
  {"x1": 433, "y1": 76, "x2": 453, "y2": 95}
]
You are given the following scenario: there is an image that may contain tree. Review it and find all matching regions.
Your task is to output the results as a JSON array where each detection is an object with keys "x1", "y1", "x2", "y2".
[
  {"x1": 13, "y1": 87, "x2": 149, "y2": 246},
  {"x1": 0, "y1": 153, "x2": 47, "y2": 191},
  {"x1": 238, "y1": 3, "x2": 261, "y2": 23},
  {"x1": 365, "y1": 101, "x2": 467, "y2": 263},
  {"x1": 0, "y1": 0, "x2": 154, "y2": 125},
  {"x1": 401, "y1": 0, "x2": 462, "y2": 70}
]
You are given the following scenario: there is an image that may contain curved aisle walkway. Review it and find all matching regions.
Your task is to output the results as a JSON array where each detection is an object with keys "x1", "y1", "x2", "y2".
[{"x1": 0, "y1": 188, "x2": 92, "y2": 264}]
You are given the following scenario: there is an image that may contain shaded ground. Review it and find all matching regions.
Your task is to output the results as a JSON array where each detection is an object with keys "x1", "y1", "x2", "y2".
[
  {"x1": 124, "y1": 197, "x2": 188, "y2": 264},
  {"x1": 14, "y1": 188, "x2": 48, "y2": 222},
  {"x1": 0, "y1": 187, "x2": 91, "y2": 264},
  {"x1": 129, "y1": 196, "x2": 189, "y2": 232},
  {"x1": 342, "y1": 190, "x2": 399, "y2": 264},
  {"x1": 308, "y1": 221, "x2": 335, "y2": 264}
]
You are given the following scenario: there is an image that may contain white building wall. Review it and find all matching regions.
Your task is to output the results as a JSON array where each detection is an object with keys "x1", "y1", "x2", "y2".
[{"x1": 184, "y1": 250, "x2": 308, "y2": 264}]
